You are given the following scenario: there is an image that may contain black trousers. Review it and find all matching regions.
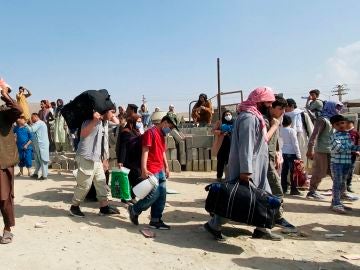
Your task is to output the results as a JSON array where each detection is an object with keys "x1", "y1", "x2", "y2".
[{"x1": 216, "y1": 137, "x2": 231, "y2": 179}]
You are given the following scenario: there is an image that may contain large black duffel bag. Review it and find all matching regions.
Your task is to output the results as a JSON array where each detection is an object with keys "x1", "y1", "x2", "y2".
[
  {"x1": 61, "y1": 89, "x2": 115, "y2": 130},
  {"x1": 205, "y1": 180, "x2": 280, "y2": 229}
]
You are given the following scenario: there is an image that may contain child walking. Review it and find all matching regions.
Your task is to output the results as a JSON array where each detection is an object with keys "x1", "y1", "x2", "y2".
[
  {"x1": 280, "y1": 115, "x2": 302, "y2": 195},
  {"x1": 346, "y1": 120, "x2": 359, "y2": 193},
  {"x1": 329, "y1": 115, "x2": 360, "y2": 214},
  {"x1": 13, "y1": 116, "x2": 33, "y2": 176}
]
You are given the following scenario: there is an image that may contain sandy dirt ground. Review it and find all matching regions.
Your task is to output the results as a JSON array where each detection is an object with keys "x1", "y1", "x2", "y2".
[{"x1": 1, "y1": 169, "x2": 360, "y2": 270}]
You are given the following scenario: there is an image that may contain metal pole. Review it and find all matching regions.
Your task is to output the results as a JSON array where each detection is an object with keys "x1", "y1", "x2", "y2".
[{"x1": 217, "y1": 58, "x2": 221, "y2": 119}]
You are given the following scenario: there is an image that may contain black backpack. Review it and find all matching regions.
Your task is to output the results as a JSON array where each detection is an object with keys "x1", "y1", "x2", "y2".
[{"x1": 61, "y1": 89, "x2": 115, "y2": 130}]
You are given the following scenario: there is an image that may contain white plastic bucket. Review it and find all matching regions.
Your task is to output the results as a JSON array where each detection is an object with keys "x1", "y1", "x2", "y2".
[{"x1": 133, "y1": 175, "x2": 159, "y2": 199}]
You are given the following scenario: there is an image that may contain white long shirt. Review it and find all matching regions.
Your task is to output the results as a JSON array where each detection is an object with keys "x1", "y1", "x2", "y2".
[{"x1": 280, "y1": 126, "x2": 301, "y2": 159}]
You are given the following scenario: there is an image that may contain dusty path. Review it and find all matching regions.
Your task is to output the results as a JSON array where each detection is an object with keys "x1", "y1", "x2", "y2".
[{"x1": 2, "y1": 170, "x2": 360, "y2": 270}]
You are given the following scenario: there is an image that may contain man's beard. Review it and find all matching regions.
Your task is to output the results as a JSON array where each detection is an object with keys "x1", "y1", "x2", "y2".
[{"x1": 258, "y1": 103, "x2": 270, "y2": 116}]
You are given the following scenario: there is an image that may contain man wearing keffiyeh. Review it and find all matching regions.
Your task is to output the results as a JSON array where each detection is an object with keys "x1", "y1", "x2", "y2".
[{"x1": 205, "y1": 87, "x2": 284, "y2": 241}]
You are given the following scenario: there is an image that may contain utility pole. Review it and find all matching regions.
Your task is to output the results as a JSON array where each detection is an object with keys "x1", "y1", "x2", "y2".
[
  {"x1": 142, "y1": 95, "x2": 147, "y2": 104},
  {"x1": 217, "y1": 58, "x2": 221, "y2": 120},
  {"x1": 332, "y1": 84, "x2": 349, "y2": 102}
]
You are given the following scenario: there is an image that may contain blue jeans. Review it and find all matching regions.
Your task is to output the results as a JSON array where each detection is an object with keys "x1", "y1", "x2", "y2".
[
  {"x1": 331, "y1": 163, "x2": 352, "y2": 206},
  {"x1": 281, "y1": 154, "x2": 298, "y2": 192},
  {"x1": 132, "y1": 171, "x2": 167, "y2": 220}
]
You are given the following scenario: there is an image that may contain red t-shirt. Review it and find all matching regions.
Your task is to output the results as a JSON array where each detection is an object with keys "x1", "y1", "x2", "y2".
[{"x1": 142, "y1": 127, "x2": 166, "y2": 174}]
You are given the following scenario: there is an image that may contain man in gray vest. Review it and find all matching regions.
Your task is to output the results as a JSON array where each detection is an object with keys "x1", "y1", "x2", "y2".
[{"x1": 70, "y1": 109, "x2": 120, "y2": 217}]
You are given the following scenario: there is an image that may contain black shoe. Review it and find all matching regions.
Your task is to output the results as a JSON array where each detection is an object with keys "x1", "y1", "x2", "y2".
[
  {"x1": 290, "y1": 189, "x2": 301, "y2": 196},
  {"x1": 69, "y1": 205, "x2": 85, "y2": 217},
  {"x1": 149, "y1": 220, "x2": 171, "y2": 230},
  {"x1": 128, "y1": 205, "x2": 139, "y2": 225},
  {"x1": 39, "y1": 176, "x2": 47, "y2": 180},
  {"x1": 252, "y1": 229, "x2": 283, "y2": 241},
  {"x1": 275, "y1": 218, "x2": 298, "y2": 233},
  {"x1": 347, "y1": 186, "x2": 354, "y2": 193},
  {"x1": 31, "y1": 174, "x2": 38, "y2": 179},
  {"x1": 99, "y1": 205, "x2": 120, "y2": 215},
  {"x1": 204, "y1": 222, "x2": 226, "y2": 241}
]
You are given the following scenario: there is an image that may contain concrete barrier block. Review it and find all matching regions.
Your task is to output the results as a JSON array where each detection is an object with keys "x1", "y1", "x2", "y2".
[
  {"x1": 172, "y1": 160, "x2": 181, "y2": 172},
  {"x1": 199, "y1": 160, "x2": 205, "y2": 171},
  {"x1": 192, "y1": 135, "x2": 214, "y2": 148},
  {"x1": 355, "y1": 161, "x2": 360, "y2": 175},
  {"x1": 167, "y1": 160, "x2": 173, "y2": 172},
  {"x1": 170, "y1": 149, "x2": 177, "y2": 160},
  {"x1": 178, "y1": 140, "x2": 186, "y2": 165},
  {"x1": 52, "y1": 156, "x2": 61, "y2": 164},
  {"x1": 211, "y1": 159, "x2": 217, "y2": 171},
  {"x1": 205, "y1": 159, "x2": 212, "y2": 172},
  {"x1": 192, "y1": 160, "x2": 199, "y2": 171},
  {"x1": 186, "y1": 150, "x2": 193, "y2": 162},
  {"x1": 68, "y1": 159, "x2": 76, "y2": 170},
  {"x1": 170, "y1": 130, "x2": 185, "y2": 143},
  {"x1": 191, "y1": 148, "x2": 198, "y2": 160},
  {"x1": 191, "y1": 127, "x2": 209, "y2": 136},
  {"x1": 166, "y1": 136, "x2": 176, "y2": 149},
  {"x1": 64, "y1": 152, "x2": 76, "y2": 159},
  {"x1": 198, "y1": 148, "x2": 205, "y2": 160},
  {"x1": 186, "y1": 161, "x2": 193, "y2": 171},
  {"x1": 185, "y1": 136, "x2": 193, "y2": 149},
  {"x1": 51, "y1": 163, "x2": 61, "y2": 170},
  {"x1": 60, "y1": 159, "x2": 68, "y2": 170},
  {"x1": 165, "y1": 149, "x2": 171, "y2": 160},
  {"x1": 205, "y1": 148, "x2": 211, "y2": 160}
]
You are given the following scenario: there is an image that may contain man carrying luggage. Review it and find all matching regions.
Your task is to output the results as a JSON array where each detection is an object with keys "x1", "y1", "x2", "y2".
[
  {"x1": 204, "y1": 87, "x2": 283, "y2": 241},
  {"x1": 69, "y1": 108, "x2": 120, "y2": 217}
]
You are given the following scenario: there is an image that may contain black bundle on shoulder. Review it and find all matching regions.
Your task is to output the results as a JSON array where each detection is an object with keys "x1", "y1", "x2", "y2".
[{"x1": 61, "y1": 89, "x2": 115, "y2": 130}]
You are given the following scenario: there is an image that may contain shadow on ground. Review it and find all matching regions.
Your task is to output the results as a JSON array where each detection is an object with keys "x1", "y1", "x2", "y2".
[{"x1": 232, "y1": 257, "x2": 359, "y2": 270}]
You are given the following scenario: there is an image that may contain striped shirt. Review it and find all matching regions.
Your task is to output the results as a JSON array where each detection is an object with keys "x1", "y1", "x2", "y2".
[{"x1": 330, "y1": 131, "x2": 360, "y2": 164}]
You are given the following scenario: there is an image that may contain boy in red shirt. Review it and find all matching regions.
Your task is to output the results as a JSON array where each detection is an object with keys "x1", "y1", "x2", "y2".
[
  {"x1": 128, "y1": 115, "x2": 178, "y2": 229},
  {"x1": 346, "y1": 120, "x2": 359, "y2": 193}
]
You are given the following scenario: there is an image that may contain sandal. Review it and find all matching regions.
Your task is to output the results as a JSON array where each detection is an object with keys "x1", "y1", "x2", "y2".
[{"x1": 0, "y1": 230, "x2": 13, "y2": 244}]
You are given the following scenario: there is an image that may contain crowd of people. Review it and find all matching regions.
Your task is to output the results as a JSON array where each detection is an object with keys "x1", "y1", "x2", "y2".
[
  {"x1": 0, "y1": 78, "x2": 359, "y2": 245},
  {"x1": 207, "y1": 87, "x2": 359, "y2": 240}
]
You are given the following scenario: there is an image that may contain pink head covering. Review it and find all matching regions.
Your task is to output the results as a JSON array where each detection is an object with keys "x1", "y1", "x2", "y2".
[{"x1": 237, "y1": 86, "x2": 276, "y2": 141}]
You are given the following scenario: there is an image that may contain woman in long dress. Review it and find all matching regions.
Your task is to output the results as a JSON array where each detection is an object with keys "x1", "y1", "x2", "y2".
[{"x1": 54, "y1": 99, "x2": 68, "y2": 152}]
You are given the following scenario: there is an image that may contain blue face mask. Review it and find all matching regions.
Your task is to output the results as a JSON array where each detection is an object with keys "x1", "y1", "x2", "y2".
[
  {"x1": 136, "y1": 122, "x2": 143, "y2": 130},
  {"x1": 162, "y1": 127, "x2": 171, "y2": 135}
]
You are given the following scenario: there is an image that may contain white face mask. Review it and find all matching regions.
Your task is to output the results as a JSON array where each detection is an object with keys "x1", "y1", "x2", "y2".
[{"x1": 224, "y1": 115, "x2": 232, "y2": 121}]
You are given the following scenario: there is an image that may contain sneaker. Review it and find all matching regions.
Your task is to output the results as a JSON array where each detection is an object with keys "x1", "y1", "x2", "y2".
[
  {"x1": 252, "y1": 229, "x2": 283, "y2": 241},
  {"x1": 69, "y1": 205, "x2": 85, "y2": 217},
  {"x1": 30, "y1": 174, "x2": 39, "y2": 179},
  {"x1": 149, "y1": 220, "x2": 171, "y2": 230},
  {"x1": 341, "y1": 193, "x2": 359, "y2": 202},
  {"x1": 127, "y1": 205, "x2": 139, "y2": 225},
  {"x1": 39, "y1": 176, "x2": 47, "y2": 180},
  {"x1": 275, "y1": 218, "x2": 298, "y2": 233},
  {"x1": 290, "y1": 189, "x2": 302, "y2": 196},
  {"x1": 347, "y1": 186, "x2": 354, "y2": 193},
  {"x1": 331, "y1": 205, "x2": 346, "y2": 214},
  {"x1": 99, "y1": 205, "x2": 120, "y2": 215},
  {"x1": 203, "y1": 222, "x2": 226, "y2": 242},
  {"x1": 306, "y1": 191, "x2": 325, "y2": 200}
]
